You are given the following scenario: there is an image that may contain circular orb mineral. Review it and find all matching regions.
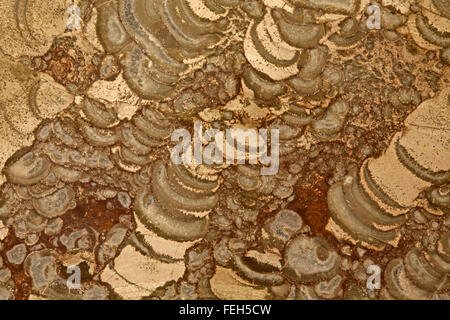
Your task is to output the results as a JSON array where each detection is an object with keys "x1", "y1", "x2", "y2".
[{"x1": 0, "y1": 0, "x2": 449, "y2": 300}]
